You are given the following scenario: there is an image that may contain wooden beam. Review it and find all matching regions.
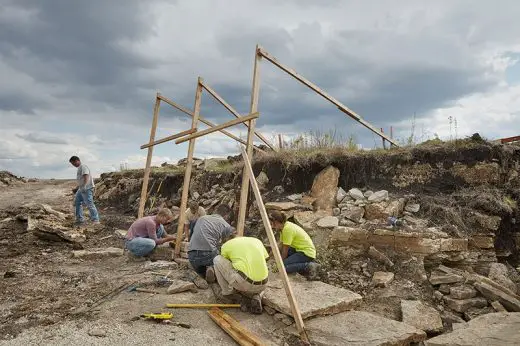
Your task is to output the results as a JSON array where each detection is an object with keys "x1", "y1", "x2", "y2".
[
  {"x1": 174, "y1": 78, "x2": 203, "y2": 256},
  {"x1": 208, "y1": 308, "x2": 266, "y2": 346},
  {"x1": 257, "y1": 46, "x2": 399, "y2": 147},
  {"x1": 166, "y1": 303, "x2": 240, "y2": 308},
  {"x1": 237, "y1": 45, "x2": 261, "y2": 236},
  {"x1": 140, "y1": 128, "x2": 197, "y2": 149},
  {"x1": 174, "y1": 112, "x2": 259, "y2": 145},
  {"x1": 157, "y1": 94, "x2": 266, "y2": 154},
  {"x1": 239, "y1": 146, "x2": 308, "y2": 342},
  {"x1": 200, "y1": 81, "x2": 277, "y2": 151},
  {"x1": 138, "y1": 94, "x2": 161, "y2": 218}
]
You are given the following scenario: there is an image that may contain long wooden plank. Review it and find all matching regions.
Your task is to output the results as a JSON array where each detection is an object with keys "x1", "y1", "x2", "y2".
[
  {"x1": 174, "y1": 79, "x2": 203, "y2": 256},
  {"x1": 157, "y1": 94, "x2": 266, "y2": 153},
  {"x1": 237, "y1": 45, "x2": 262, "y2": 235},
  {"x1": 138, "y1": 94, "x2": 161, "y2": 218},
  {"x1": 166, "y1": 303, "x2": 240, "y2": 308},
  {"x1": 200, "y1": 81, "x2": 276, "y2": 151},
  {"x1": 208, "y1": 308, "x2": 265, "y2": 346},
  {"x1": 140, "y1": 128, "x2": 197, "y2": 149},
  {"x1": 174, "y1": 112, "x2": 259, "y2": 144},
  {"x1": 257, "y1": 46, "x2": 399, "y2": 147},
  {"x1": 240, "y1": 146, "x2": 309, "y2": 342}
]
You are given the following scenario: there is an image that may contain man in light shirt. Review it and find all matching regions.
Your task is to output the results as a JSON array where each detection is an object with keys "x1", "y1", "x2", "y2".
[
  {"x1": 69, "y1": 156, "x2": 99, "y2": 225},
  {"x1": 184, "y1": 200, "x2": 206, "y2": 241}
]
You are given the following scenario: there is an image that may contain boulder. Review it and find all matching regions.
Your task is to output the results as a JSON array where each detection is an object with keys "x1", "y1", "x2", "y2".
[
  {"x1": 336, "y1": 187, "x2": 348, "y2": 204},
  {"x1": 363, "y1": 190, "x2": 374, "y2": 198},
  {"x1": 401, "y1": 300, "x2": 443, "y2": 334},
  {"x1": 73, "y1": 247, "x2": 124, "y2": 259},
  {"x1": 316, "y1": 216, "x2": 339, "y2": 229},
  {"x1": 372, "y1": 272, "x2": 394, "y2": 287},
  {"x1": 29, "y1": 217, "x2": 86, "y2": 243},
  {"x1": 303, "y1": 311, "x2": 426, "y2": 346},
  {"x1": 429, "y1": 272, "x2": 464, "y2": 285},
  {"x1": 341, "y1": 206, "x2": 365, "y2": 223},
  {"x1": 443, "y1": 296, "x2": 488, "y2": 313},
  {"x1": 167, "y1": 279, "x2": 197, "y2": 294},
  {"x1": 256, "y1": 171, "x2": 269, "y2": 188},
  {"x1": 293, "y1": 210, "x2": 331, "y2": 231},
  {"x1": 364, "y1": 202, "x2": 389, "y2": 220},
  {"x1": 488, "y1": 263, "x2": 517, "y2": 294},
  {"x1": 424, "y1": 312, "x2": 520, "y2": 346},
  {"x1": 310, "y1": 166, "x2": 340, "y2": 210},
  {"x1": 368, "y1": 190, "x2": 389, "y2": 203},
  {"x1": 348, "y1": 188, "x2": 365, "y2": 201},
  {"x1": 474, "y1": 281, "x2": 520, "y2": 312},
  {"x1": 450, "y1": 285, "x2": 477, "y2": 300}
]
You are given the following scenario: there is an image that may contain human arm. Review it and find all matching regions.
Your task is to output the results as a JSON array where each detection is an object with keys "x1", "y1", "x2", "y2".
[
  {"x1": 146, "y1": 222, "x2": 175, "y2": 245},
  {"x1": 281, "y1": 244, "x2": 289, "y2": 260}
]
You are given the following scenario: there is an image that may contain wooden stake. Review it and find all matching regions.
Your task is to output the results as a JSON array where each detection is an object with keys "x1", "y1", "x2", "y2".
[
  {"x1": 140, "y1": 128, "x2": 197, "y2": 149},
  {"x1": 200, "y1": 81, "x2": 276, "y2": 151},
  {"x1": 166, "y1": 303, "x2": 240, "y2": 308},
  {"x1": 237, "y1": 45, "x2": 261, "y2": 235},
  {"x1": 381, "y1": 128, "x2": 387, "y2": 150},
  {"x1": 138, "y1": 94, "x2": 161, "y2": 218},
  {"x1": 257, "y1": 46, "x2": 399, "y2": 147},
  {"x1": 174, "y1": 78, "x2": 203, "y2": 256},
  {"x1": 239, "y1": 146, "x2": 308, "y2": 342},
  {"x1": 157, "y1": 94, "x2": 266, "y2": 153},
  {"x1": 208, "y1": 308, "x2": 266, "y2": 346},
  {"x1": 174, "y1": 112, "x2": 259, "y2": 144},
  {"x1": 278, "y1": 134, "x2": 283, "y2": 149}
]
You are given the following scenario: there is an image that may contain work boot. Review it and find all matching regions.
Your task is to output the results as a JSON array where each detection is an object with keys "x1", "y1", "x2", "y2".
[
  {"x1": 184, "y1": 271, "x2": 209, "y2": 289},
  {"x1": 240, "y1": 296, "x2": 251, "y2": 312},
  {"x1": 249, "y1": 294, "x2": 263, "y2": 315},
  {"x1": 205, "y1": 266, "x2": 216, "y2": 284},
  {"x1": 306, "y1": 262, "x2": 321, "y2": 281}
]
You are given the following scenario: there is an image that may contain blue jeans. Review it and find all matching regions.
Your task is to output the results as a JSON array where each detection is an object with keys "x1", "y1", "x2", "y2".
[
  {"x1": 188, "y1": 249, "x2": 218, "y2": 276},
  {"x1": 125, "y1": 225, "x2": 165, "y2": 257},
  {"x1": 75, "y1": 188, "x2": 99, "y2": 222},
  {"x1": 284, "y1": 247, "x2": 314, "y2": 274}
]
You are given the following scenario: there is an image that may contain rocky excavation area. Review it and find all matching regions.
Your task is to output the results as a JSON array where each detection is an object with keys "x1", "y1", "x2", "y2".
[{"x1": 1, "y1": 139, "x2": 520, "y2": 345}]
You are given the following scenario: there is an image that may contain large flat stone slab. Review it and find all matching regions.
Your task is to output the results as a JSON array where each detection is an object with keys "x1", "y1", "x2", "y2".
[
  {"x1": 262, "y1": 275, "x2": 362, "y2": 319},
  {"x1": 302, "y1": 310, "x2": 426, "y2": 346},
  {"x1": 425, "y1": 312, "x2": 520, "y2": 346},
  {"x1": 401, "y1": 300, "x2": 443, "y2": 334}
]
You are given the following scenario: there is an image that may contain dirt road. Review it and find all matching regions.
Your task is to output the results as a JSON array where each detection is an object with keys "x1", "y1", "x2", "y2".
[{"x1": 0, "y1": 181, "x2": 282, "y2": 345}]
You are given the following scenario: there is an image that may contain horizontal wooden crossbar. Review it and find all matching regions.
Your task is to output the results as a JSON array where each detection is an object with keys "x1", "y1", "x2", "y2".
[
  {"x1": 157, "y1": 95, "x2": 266, "y2": 153},
  {"x1": 175, "y1": 112, "x2": 259, "y2": 144},
  {"x1": 140, "y1": 128, "x2": 197, "y2": 149},
  {"x1": 257, "y1": 46, "x2": 399, "y2": 147}
]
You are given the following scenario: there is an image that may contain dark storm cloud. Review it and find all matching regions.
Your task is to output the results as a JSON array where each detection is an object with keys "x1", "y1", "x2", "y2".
[{"x1": 16, "y1": 132, "x2": 69, "y2": 145}]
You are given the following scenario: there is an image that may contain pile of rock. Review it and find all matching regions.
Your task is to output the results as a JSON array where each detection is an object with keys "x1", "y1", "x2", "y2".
[{"x1": 0, "y1": 171, "x2": 26, "y2": 186}]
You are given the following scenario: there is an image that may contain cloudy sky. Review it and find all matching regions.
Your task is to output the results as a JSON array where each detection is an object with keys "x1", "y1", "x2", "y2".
[{"x1": 1, "y1": 0, "x2": 519, "y2": 178}]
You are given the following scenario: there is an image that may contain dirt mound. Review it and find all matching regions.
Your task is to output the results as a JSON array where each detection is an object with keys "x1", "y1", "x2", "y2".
[{"x1": 0, "y1": 171, "x2": 26, "y2": 187}]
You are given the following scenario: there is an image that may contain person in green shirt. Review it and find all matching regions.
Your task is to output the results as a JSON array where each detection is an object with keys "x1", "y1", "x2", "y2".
[
  {"x1": 213, "y1": 236, "x2": 269, "y2": 314},
  {"x1": 269, "y1": 210, "x2": 320, "y2": 280}
]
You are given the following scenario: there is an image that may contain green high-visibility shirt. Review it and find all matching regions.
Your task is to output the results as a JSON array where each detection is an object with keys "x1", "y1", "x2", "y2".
[
  {"x1": 221, "y1": 236, "x2": 269, "y2": 282},
  {"x1": 281, "y1": 221, "x2": 316, "y2": 259}
]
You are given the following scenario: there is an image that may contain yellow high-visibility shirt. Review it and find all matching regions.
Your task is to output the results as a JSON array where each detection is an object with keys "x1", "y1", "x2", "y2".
[
  {"x1": 221, "y1": 237, "x2": 269, "y2": 282},
  {"x1": 281, "y1": 222, "x2": 316, "y2": 259}
]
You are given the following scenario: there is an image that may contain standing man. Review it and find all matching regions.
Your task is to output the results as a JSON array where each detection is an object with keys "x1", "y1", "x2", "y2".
[
  {"x1": 125, "y1": 208, "x2": 176, "y2": 257},
  {"x1": 213, "y1": 236, "x2": 269, "y2": 314},
  {"x1": 69, "y1": 156, "x2": 99, "y2": 225},
  {"x1": 184, "y1": 200, "x2": 206, "y2": 241},
  {"x1": 188, "y1": 204, "x2": 234, "y2": 283}
]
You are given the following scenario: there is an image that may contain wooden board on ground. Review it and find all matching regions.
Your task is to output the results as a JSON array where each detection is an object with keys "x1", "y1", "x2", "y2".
[
  {"x1": 208, "y1": 308, "x2": 266, "y2": 346},
  {"x1": 263, "y1": 274, "x2": 362, "y2": 319}
]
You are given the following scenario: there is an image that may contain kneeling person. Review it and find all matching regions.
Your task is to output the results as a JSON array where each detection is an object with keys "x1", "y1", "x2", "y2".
[
  {"x1": 125, "y1": 208, "x2": 176, "y2": 257},
  {"x1": 269, "y1": 210, "x2": 319, "y2": 279},
  {"x1": 213, "y1": 236, "x2": 269, "y2": 314}
]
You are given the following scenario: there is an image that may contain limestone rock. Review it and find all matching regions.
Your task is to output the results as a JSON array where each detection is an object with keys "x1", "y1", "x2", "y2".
[
  {"x1": 167, "y1": 279, "x2": 197, "y2": 294},
  {"x1": 464, "y1": 306, "x2": 494, "y2": 320},
  {"x1": 144, "y1": 260, "x2": 179, "y2": 270},
  {"x1": 401, "y1": 300, "x2": 443, "y2": 333},
  {"x1": 293, "y1": 210, "x2": 330, "y2": 231},
  {"x1": 372, "y1": 272, "x2": 394, "y2": 287},
  {"x1": 429, "y1": 272, "x2": 464, "y2": 285},
  {"x1": 273, "y1": 185, "x2": 284, "y2": 194},
  {"x1": 424, "y1": 312, "x2": 520, "y2": 346},
  {"x1": 336, "y1": 187, "x2": 348, "y2": 204},
  {"x1": 88, "y1": 327, "x2": 107, "y2": 337},
  {"x1": 73, "y1": 247, "x2": 124, "y2": 259},
  {"x1": 450, "y1": 285, "x2": 477, "y2": 300},
  {"x1": 443, "y1": 296, "x2": 488, "y2": 313},
  {"x1": 265, "y1": 202, "x2": 310, "y2": 211},
  {"x1": 332, "y1": 208, "x2": 341, "y2": 216},
  {"x1": 474, "y1": 281, "x2": 520, "y2": 312},
  {"x1": 368, "y1": 190, "x2": 389, "y2": 203},
  {"x1": 316, "y1": 216, "x2": 339, "y2": 228},
  {"x1": 341, "y1": 206, "x2": 365, "y2": 223},
  {"x1": 310, "y1": 166, "x2": 340, "y2": 210},
  {"x1": 363, "y1": 190, "x2": 374, "y2": 198},
  {"x1": 368, "y1": 246, "x2": 394, "y2": 267},
  {"x1": 263, "y1": 275, "x2": 362, "y2": 319},
  {"x1": 114, "y1": 229, "x2": 128, "y2": 239},
  {"x1": 256, "y1": 171, "x2": 269, "y2": 188},
  {"x1": 286, "y1": 194, "x2": 303, "y2": 201},
  {"x1": 30, "y1": 217, "x2": 86, "y2": 243},
  {"x1": 491, "y1": 301, "x2": 507, "y2": 312},
  {"x1": 364, "y1": 202, "x2": 389, "y2": 220},
  {"x1": 439, "y1": 284, "x2": 451, "y2": 294},
  {"x1": 405, "y1": 203, "x2": 421, "y2": 213},
  {"x1": 488, "y1": 263, "x2": 517, "y2": 294},
  {"x1": 303, "y1": 311, "x2": 426, "y2": 346},
  {"x1": 348, "y1": 188, "x2": 365, "y2": 201},
  {"x1": 385, "y1": 199, "x2": 405, "y2": 217}
]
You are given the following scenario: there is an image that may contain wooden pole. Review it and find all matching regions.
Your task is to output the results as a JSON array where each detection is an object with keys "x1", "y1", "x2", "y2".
[
  {"x1": 237, "y1": 45, "x2": 261, "y2": 236},
  {"x1": 208, "y1": 308, "x2": 265, "y2": 346},
  {"x1": 200, "y1": 81, "x2": 276, "y2": 151},
  {"x1": 174, "y1": 78, "x2": 203, "y2": 256},
  {"x1": 278, "y1": 134, "x2": 283, "y2": 150},
  {"x1": 157, "y1": 94, "x2": 266, "y2": 153},
  {"x1": 257, "y1": 46, "x2": 399, "y2": 147},
  {"x1": 239, "y1": 146, "x2": 308, "y2": 342},
  {"x1": 174, "y1": 112, "x2": 259, "y2": 144},
  {"x1": 381, "y1": 128, "x2": 386, "y2": 149},
  {"x1": 390, "y1": 126, "x2": 394, "y2": 140},
  {"x1": 140, "y1": 128, "x2": 197, "y2": 149},
  {"x1": 138, "y1": 93, "x2": 161, "y2": 218}
]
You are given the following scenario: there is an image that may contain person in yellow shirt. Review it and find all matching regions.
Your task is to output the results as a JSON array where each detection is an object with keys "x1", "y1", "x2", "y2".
[
  {"x1": 213, "y1": 236, "x2": 269, "y2": 314},
  {"x1": 269, "y1": 210, "x2": 320, "y2": 280}
]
